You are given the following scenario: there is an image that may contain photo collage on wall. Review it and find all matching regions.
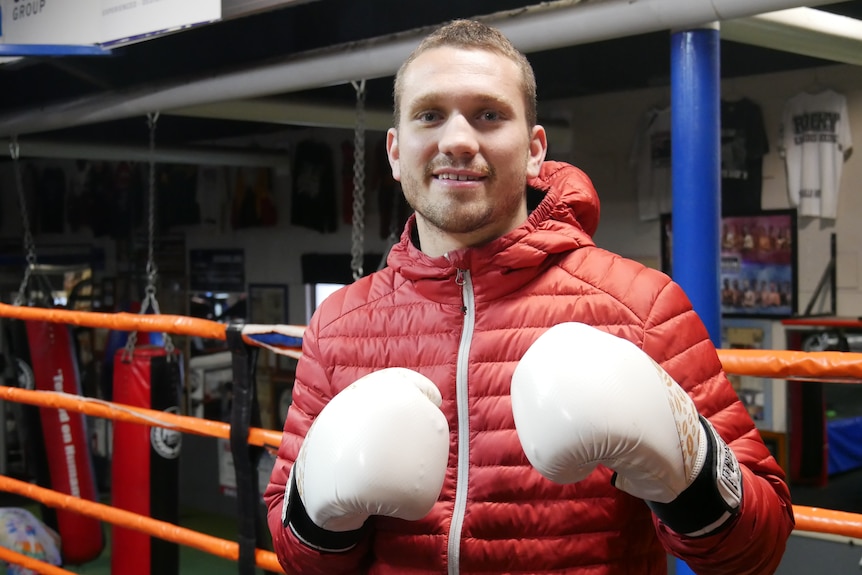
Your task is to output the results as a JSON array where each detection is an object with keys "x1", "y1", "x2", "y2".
[{"x1": 719, "y1": 210, "x2": 796, "y2": 318}]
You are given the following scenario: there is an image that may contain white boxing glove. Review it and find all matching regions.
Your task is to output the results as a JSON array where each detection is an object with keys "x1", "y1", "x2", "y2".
[
  {"x1": 283, "y1": 367, "x2": 449, "y2": 551},
  {"x1": 511, "y1": 322, "x2": 742, "y2": 537}
]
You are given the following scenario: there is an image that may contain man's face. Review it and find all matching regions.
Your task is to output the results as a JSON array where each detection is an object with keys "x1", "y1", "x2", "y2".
[{"x1": 387, "y1": 46, "x2": 546, "y2": 255}]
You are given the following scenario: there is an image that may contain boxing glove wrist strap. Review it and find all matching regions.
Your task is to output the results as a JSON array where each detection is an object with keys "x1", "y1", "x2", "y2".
[
  {"x1": 283, "y1": 468, "x2": 369, "y2": 553},
  {"x1": 646, "y1": 416, "x2": 743, "y2": 537}
]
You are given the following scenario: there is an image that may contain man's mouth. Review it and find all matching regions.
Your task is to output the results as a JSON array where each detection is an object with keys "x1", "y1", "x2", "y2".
[{"x1": 436, "y1": 173, "x2": 482, "y2": 181}]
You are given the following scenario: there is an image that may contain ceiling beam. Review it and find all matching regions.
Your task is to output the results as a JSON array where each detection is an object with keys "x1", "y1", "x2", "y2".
[
  {"x1": 170, "y1": 98, "x2": 394, "y2": 131},
  {"x1": 166, "y1": 98, "x2": 573, "y2": 150},
  {"x1": 0, "y1": 0, "x2": 842, "y2": 138},
  {"x1": 0, "y1": 138, "x2": 290, "y2": 167}
]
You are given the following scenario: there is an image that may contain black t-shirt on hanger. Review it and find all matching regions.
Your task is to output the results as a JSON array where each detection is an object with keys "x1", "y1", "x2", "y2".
[{"x1": 721, "y1": 98, "x2": 769, "y2": 215}]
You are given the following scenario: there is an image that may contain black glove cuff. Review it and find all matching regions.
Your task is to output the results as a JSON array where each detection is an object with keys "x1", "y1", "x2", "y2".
[
  {"x1": 647, "y1": 416, "x2": 743, "y2": 537},
  {"x1": 283, "y1": 467, "x2": 368, "y2": 553}
]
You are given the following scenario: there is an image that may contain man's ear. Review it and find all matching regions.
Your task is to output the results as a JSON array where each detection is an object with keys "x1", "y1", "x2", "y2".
[
  {"x1": 526, "y1": 125, "x2": 548, "y2": 178},
  {"x1": 386, "y1": 128, "x2": 401, "y2": 181}
]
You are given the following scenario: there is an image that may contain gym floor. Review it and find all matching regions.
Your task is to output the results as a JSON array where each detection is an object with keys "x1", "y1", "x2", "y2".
[{"x1": 65, "y1": 510, "x2": 259, "y2": 575}]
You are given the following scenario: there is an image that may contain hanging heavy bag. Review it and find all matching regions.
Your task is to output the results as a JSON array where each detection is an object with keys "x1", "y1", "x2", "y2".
[
  {"x1": 24, "y1": 319, "x2": 104, "y2": 565},
  {"x1": 110, "y1": 344, "x2": 182, "y2": 575}
]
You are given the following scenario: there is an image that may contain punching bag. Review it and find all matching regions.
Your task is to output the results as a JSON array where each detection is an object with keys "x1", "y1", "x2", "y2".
[
  {"x1": 111, "y1": 344, "x2": 182, "y2": 575},
  {"x1": 24, "y1": 320, "x2": 104, "y2": 565}
]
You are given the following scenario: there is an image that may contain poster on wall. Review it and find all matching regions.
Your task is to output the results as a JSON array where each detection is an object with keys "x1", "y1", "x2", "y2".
[
  {"x1": 660, "y1": 209, "x2": 797, "y2": 318},
  {"x1": 719, "y1": 210, "x2": 797, "y2": 318}
]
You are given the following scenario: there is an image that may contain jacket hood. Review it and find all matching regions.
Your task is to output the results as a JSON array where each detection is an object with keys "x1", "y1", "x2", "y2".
[
  {"x1": 528, "y1": 160, "x2": 600, "y2": 237},
  {"x1": 387, "y1": 161, "x2": 601, "y2": 287}
]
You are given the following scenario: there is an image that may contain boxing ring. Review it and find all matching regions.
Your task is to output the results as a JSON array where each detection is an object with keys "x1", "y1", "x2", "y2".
[{"x1": 0, "y1": 302, "x2": 860, "y2": 574}]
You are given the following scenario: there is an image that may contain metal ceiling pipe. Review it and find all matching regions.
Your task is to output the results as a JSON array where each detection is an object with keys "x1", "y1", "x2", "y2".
[
  {"x1": 0, "y1": 139, "x2": 291, "y2": 167},
  {"x1": 722, "y1": 7, "x2": 862, "y2": 66},
  {"x1": 0, "y1": 0, "x2": 840, "y2": 138}
]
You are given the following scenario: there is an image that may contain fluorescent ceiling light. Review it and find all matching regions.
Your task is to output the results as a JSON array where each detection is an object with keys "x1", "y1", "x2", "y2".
[{"x1": 722, "y1": 7, "x2": 862, "y2": 66}]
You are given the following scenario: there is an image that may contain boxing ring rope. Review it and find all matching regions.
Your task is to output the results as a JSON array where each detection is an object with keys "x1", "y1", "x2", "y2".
[
  {"x1": 0, "y1": 474, "x2": 283, "y2": 572},
  {"x1": 0, "y1": 303, "x2": 860, "y2": 573}
]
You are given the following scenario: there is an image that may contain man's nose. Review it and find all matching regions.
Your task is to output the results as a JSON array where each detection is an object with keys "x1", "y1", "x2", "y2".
[{"x1": 438, "y1": 114, "x2": 479, "y2": 157}]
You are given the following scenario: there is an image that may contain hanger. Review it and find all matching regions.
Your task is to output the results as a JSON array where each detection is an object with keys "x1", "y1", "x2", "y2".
[{"x1": 804, "y1": 69, "x2": 826, "y2": 95}]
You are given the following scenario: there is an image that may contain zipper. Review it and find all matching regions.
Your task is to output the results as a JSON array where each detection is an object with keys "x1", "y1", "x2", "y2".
[{"x1": 447, "y1": 268, "x2": 474, "y2": 575}]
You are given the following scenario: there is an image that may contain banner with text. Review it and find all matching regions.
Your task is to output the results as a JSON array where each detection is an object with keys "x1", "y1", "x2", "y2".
[{"x1": 0, "y1": 0, "x2": 220, "y2": 46}]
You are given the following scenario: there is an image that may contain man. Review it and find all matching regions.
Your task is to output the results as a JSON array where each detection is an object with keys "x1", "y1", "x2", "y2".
[{"x1": 265, "y1": 19, "x2": 794, "y2": 574}]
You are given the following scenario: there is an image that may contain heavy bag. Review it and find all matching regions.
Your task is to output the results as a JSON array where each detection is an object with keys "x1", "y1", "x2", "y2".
[
  {"x1": 5, "y1": 319, "x2": 55, "y2": 528},
  {"x1": 24, "y1": 320, "x2": 104, "y2": 565},
  {"x1": 111, "y1": 344, "x2": 182, "y2": 575}
]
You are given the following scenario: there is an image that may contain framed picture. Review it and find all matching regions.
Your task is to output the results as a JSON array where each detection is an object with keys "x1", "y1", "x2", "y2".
[
  {"x1": 248, "y1": 283, "x2": 288, "y2": 324},
  {"x1": 721, "y1": 318, "x2": 787, "y2": 432},
  {"x1": 660, "y1": 209, "x2": 798, "y2": 318},
  {"x1": 720, "y1": 210, "x2": 797, "y2": 318}
]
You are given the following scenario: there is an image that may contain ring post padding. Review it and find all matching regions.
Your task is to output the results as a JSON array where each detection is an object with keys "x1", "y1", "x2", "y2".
[
  {"x1": 227, "y1": 320, "x2": 266, "y2": 575},
  {"x1": 111, "y1": 344, "x2": 182, "y2": 575}
]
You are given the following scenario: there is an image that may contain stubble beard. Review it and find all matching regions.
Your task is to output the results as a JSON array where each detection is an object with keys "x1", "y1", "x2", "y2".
[{"x1": 400, "y1": 160, "x2": 504, "y2": 235}]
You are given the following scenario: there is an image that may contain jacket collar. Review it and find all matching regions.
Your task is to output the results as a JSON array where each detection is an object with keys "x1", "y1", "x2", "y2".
[{"x1": 387, "y1": 161, "x2": 600, "y2": 294}]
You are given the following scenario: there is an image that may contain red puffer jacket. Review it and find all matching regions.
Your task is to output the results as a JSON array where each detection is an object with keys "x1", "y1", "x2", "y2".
[{"x1": 265, "y1": 161, "x2": 794, "y2": 575}]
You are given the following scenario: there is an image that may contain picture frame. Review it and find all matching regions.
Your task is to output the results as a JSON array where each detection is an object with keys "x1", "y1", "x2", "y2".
[
  {"x1": 721, "y1": 318, "x2": 787, "y2": 432},
  {"x1": 248, "y1": 283, "x2": 288, "y2": 324},
  {"x1": 660, "y1": 209, "x2": 798, "y2": 318},
  {"x1": 720, "y1": 209, "x2": 797, "y2": 318}
]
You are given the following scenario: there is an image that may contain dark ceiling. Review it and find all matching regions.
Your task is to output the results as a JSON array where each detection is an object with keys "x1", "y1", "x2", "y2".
[{"x1": 2, "y1": 0, "x2": 862, "y2": 148}]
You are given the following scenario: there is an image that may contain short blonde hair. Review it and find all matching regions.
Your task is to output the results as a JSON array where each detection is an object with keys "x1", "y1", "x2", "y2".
[{"x1": 392, "y1": 19, "x2": 538, "y2": 128}]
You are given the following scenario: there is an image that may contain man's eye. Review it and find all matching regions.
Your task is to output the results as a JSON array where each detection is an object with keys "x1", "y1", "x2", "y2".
[
  {"x1": 418, "y1": 112, "x2": 440, "y2": 122},
  {"x1": 482, "y1": 111, "x2": 500, "y2": 121}
]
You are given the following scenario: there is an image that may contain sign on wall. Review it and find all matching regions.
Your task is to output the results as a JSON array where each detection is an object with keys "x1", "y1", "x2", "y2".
[{"x1": 0, "y1": 0, "x2": 220, "y2": 46}]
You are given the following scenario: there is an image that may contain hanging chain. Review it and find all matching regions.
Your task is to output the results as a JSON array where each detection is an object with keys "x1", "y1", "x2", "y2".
[
  {"x1": 350, "y1": 79, "x2": 367, "y2": 282},
  {"x1": 124, "y1": 112, "x2": 174, "y2": 359},
  {"x1": 143, "y1": 111, "x2": 160, "y2": 312},
  {"x1": 10, "y1": 137, "x2": 37, "y2": 305}
]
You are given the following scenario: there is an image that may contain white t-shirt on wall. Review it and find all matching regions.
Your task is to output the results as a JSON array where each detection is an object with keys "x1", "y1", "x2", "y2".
[
  {"x1": 630, "y1": 106, "x2": 672, "y2": 222},
  {"x1": 779, "y1": 89, "x2": 853, "y2": 219}
]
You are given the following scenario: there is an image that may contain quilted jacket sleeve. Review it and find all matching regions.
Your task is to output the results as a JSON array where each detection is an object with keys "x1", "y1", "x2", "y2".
[
  {"x1": 263, "y1": 315, "x2": 372, "y2": 575},
  {"x1": 641, "y1": 279, "x2": 795, "y2": 575}
]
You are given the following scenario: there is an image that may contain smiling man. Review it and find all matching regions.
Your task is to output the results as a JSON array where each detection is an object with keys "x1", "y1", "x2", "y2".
[{"x1": 266, "y1": 19, "x2": 794, "y2": 575}]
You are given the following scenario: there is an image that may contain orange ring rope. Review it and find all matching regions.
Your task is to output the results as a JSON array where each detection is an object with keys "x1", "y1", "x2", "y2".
[
  {"x1": 0, "y1": 475, "x2": 284, "y2": 573},
  {"x1": 717, "y1": 348, "x2": 862, "y2": 382},
  {"x1": 0, "y1": 302, "x2": 226, "y2": 338},
  {"x1": 0, "y1": 545, "x2": 77, "y2": 575},
  {"x1": 2, "y1": 303, "x2": 862, "y2": 569},
  {"x1": 793, "y1": 506, "x2": 862, "y2": 540},
  {"x1": 0, "y1": 302, "x2": 303, "y2": 354},
  {"x1": 0, "y1": 385, "x2": 283, "y2": 449}
]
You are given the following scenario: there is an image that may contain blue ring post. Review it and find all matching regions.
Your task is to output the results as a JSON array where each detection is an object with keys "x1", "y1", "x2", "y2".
[
  {"x1": 670, "y1": 23, "x2": 721, "y2": 575},
  {"x1": 670, "y1": 24, "x2": 722, "y2": 345}
]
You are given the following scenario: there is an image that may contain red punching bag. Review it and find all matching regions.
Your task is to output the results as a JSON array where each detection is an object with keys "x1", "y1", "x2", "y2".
[
  {"x1": 111, "y1": 344, "x2": 182, "y2": 575},
  {"x1": 25, "y1": 320, "x2": 104, "y2": 565}
]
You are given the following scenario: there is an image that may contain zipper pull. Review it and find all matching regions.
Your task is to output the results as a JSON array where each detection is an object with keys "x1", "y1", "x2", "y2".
[{"x1": 455, "y1": 269, "x2": 467, "y2": 314}]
